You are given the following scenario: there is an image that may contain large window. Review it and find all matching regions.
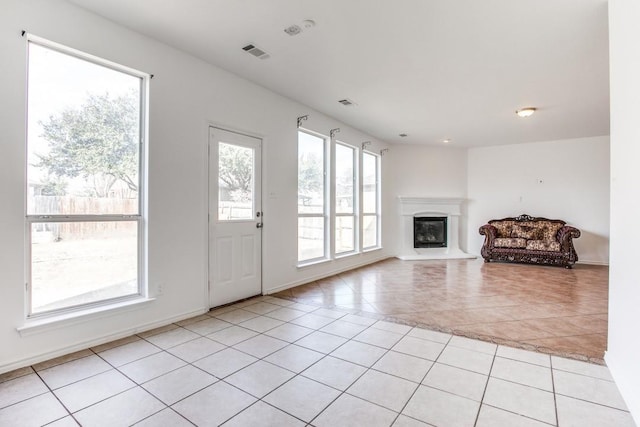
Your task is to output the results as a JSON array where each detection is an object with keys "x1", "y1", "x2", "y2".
[
  {"x1": 297, "y1": 128, "x2": 382, "y2": 264},
  {"x1": 26, "y1": 38, "x2": 148, "y2": 316},
  {"x1": 362, "y1": 151, "x2": 381, "y2": 249},
  {"x1": 297, "y1": 131, "x2": 327, "y2": 262},
  {"x1": 335, "y1": 143, "x2": 357, "y2": 254}
]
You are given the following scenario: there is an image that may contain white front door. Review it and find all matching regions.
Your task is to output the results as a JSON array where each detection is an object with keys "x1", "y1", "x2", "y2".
[{"x1": 208, "y1": 127, "x2": 262, "y2": 307}]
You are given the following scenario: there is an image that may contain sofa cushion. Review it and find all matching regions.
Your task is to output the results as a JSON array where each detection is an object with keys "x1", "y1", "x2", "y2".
[
  {"x1": 494, "y1": 238, "x2": 527, "y2": 249},
  {"x1": 492, "y1": 221, "x2": 516, "y2": 238},
  {"x1": 526, "y1": 240, "x2": 561, "y2": 252},
  {"x1": 511, "y1": 224, "x2": 543, "y2": 240},
  {"x1": 538, "y1": 222, "x2": 563, "y2": 241}
]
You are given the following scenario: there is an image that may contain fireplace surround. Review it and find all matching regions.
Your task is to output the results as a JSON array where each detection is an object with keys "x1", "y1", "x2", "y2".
[{"x1": 398, "y1": 197, "x2": 475, "y2": 260}]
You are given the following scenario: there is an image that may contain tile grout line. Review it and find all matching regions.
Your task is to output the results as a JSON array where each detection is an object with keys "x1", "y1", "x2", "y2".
[
  {"x1": 472, "y1": 346, "x2": 497, "y2": 427},
  {"x1": 551, "y1": 356, "x2": 560, "y2": 426},
  {"x1": 389, "y1": 332, "x2": 454, "y2": 426}
]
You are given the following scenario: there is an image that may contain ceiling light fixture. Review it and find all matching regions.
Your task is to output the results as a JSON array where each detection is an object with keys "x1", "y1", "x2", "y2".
[
  {"x1": 302, "y1": 20, "x2": 316, "y2": 29},
  {"x1": 443, "y1": 139, "x2": 452, "y2": 144},
  {"x1": 516, "y1": 107, "x2": 536, "y2": 118},
  {"x1": 399, "y1": 133, "x2": 408, "y2": 138}
]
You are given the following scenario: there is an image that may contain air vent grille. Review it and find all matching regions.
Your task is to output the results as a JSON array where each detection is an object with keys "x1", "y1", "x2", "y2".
[
  {"x1": 242, "y1": 44, "x2": 270, "y2": 60},
  {"x1": 284, "y1": 25, "x2": 302, "y2": 36},
  {"x1": 338, "y1": 98, "x2": 356, "y2": 106}
]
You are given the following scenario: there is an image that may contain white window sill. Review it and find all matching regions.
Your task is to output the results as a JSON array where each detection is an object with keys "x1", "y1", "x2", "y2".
[
  {"x1": 335, "y1": 251, "x2": 360, "y2": 260},
  {"x1": 17, "y1": 297, "x2": 155, "y2": 337},
  {"x1": 297, "y1": 247, "x2": 383, "y2": 268},
  {"x1": 296, "y1": 258, "x2": 331, "y2": 269},
  {"x1": 363, "y1": 246, "x2": 383, "y2": 253}
]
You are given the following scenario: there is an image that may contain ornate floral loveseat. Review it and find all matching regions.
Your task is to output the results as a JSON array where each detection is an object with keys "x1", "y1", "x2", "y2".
[{"x1": 479, "y1": 214, "x2": 580, "y2": 268}]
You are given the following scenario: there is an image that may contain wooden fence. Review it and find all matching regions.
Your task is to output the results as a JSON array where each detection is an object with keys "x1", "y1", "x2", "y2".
[{"x1": 30, "y1": 196, "x2": 138, "y2": 240}]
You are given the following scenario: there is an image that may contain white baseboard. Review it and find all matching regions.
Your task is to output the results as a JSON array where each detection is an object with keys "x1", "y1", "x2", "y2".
[
  {"x1": 577, "y1": 259, "x2": 610, "y2": 266},
  {"x1": 0, "y1": 307, "x2": 208, "y2": 375},
  {"x1": 264, "y1": 254, "x2": 391, "y2": 295}
]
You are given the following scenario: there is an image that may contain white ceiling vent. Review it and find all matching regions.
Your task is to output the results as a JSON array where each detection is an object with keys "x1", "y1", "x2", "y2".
[
  {"x1": 284, "y1": 25, "x2": 302, "y2": 36},
  {"x1": 338, "y1": 98, "x2": 357, "y2": 106},
  {"x1": 242, "y1": 44, "x2": 270, "y2": 60}
]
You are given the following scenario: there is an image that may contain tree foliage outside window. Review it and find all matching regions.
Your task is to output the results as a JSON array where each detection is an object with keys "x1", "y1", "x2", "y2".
[
  {"x1": 36, "y1": 92, "x2": 139, "y2": 198},
  {"x1": 218, "y1": 142, "x2": 253, "y2": 202}
]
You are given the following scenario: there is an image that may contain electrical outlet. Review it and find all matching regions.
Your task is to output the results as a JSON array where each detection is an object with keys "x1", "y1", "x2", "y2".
[{"x1": 157, "y1": 282, "x2": 164, "y2": 296}]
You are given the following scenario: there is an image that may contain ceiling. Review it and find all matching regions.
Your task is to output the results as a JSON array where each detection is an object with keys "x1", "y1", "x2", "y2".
[{"x1": 67, "y1": 0, "x2": 610, "y2": 147}]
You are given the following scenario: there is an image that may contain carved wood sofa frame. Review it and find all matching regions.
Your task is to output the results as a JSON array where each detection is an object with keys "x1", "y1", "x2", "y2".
[{"x1": 479, "y1": 214, "x2": 581, "y2": 269}]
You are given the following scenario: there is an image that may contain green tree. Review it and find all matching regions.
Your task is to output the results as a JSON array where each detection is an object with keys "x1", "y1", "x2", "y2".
[
  {"x1": 298, "y1": 153, "x2": 323, "y2": 196},
  {"x1": 40, "y1": 175, "x2": 67, "y2": 196},
  {"x1": 218, "y1": 143, "x2": 253, "y2": 202},
  {"x1": 37, "y1": 92, "x2": 139, "y2": 197}
]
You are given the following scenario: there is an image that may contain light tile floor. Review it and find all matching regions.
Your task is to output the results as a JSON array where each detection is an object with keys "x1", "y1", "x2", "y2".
[{"x1": 0, "y1": 296, "x2": 635, "y2": 426}]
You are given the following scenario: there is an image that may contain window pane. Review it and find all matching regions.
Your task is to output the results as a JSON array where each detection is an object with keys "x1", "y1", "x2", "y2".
[
  {"x1": 336, "y1": 216, "x2": 355, "y2": 254},
  {"x1": 31, "y1": 221, "x2": 138, "y2": 314},
  {"x1": 363, "y1": 215, "x2": 378, "y2": 248},
  {"x1": 298, "y1": 217, "x2": 325, "y2": 261},
  {"x1": 363, "y1": 153, "x2": 377, "y2": 213},
  {"x1": 298, "y1": 132, "x2": 325, "y2": 214},
  {"x1": 27, "y1": 43, "x2": 141, "y2": 215},
  {"x1": 218, "y1": 142, "x2": 254, "y2": 221},
  {"x1": 335, "y1": 144, "x2": 355, "y2": 214}
]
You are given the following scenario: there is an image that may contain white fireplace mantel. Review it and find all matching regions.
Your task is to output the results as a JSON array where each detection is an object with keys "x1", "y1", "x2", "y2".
[{"x1": 397, "y1": 196, "x2": 476, "y2": 261}]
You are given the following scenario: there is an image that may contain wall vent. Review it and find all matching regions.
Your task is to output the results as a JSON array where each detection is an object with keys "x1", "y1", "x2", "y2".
[
  {"x1": 242, "y1": 44, "x2": 270, "y2": 60},
  {"x1": 338, "y1": 98, "x2": 356, "y2": 106}
]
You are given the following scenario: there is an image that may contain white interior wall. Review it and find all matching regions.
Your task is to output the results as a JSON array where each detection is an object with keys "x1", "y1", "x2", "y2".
[
  {"x1": 0, "y1": 0, "x2": 391, "y2": 372},
  {"x1": 606, "y1": 0, "x2": 640, "y2": 422},
  {"x1": 466, "y1": 136, "x2": 610, "y2": 264},
  {"x1": 387, "y1": 145, "x2": 468, "y2": 253}
]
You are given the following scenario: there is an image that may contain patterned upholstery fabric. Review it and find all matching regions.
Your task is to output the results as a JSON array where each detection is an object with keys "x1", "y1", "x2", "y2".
[
  {"x1": 526, "y1": 240, "x2": 561, "y2": 252},
  {"x1": 490, "y1": 220, "x2": 563, "y2": 241},
  {"x1": 492, "y1": 221, "x2": 516, "y2": 238},
  {"x1": 480, "y1": 214, "x2": 580, "y2": 268},
  {"x1": 511, "y1": 224, "x2": 543, "y2": 240},
  {"x1": 494, "y1": 238, "x2": 527, "y2": 248},
  {"x1": 539, "y1": 222, "x2": 563, "y2": 241}
]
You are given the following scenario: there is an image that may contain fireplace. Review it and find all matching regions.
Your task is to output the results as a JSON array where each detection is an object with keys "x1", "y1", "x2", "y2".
[
  {"x1": 397, "y1": 197, "x2": 475, "y2": 260},
  {"x1": 414, "y1": 216, "x2": 447, "y2": 248}
]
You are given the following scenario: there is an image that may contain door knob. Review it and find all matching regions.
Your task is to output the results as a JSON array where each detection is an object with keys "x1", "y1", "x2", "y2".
[{"x1": 256, "y1": 223, "x2": 263, "y2": 228}]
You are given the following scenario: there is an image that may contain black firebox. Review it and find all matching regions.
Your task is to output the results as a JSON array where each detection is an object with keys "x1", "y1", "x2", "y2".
[{"x1": 413, "y1": 216, "x2": 447, "y2": 248}]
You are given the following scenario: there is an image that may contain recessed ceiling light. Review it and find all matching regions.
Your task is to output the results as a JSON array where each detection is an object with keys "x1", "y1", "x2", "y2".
[
  {"x1": 443, "y1": 139, "x2": 452, "y2": 144},
  {"x1": 516, "y1": 107, "x2": 536, "y2": 118},
  {"x1": 302, "y1": 20, "x2": 316, "y2": 29},
  {"x1": 399, "y1": 133, "x2": 408, "y2": 137}
]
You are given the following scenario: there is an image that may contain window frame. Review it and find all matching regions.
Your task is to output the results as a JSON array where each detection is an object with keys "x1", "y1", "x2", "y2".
[
  {"x1": 334, "y1": 141, "x2": 359, "y2": 257},
  {"x1": 25, "y1": 35, "x2": 149, "y2": 318},
  {"x1": 297, "y1": 128, "x2": 330, "y2": 265},
  {"x1": 361, "y1": 150, "x2": 381, "y2": 251}
]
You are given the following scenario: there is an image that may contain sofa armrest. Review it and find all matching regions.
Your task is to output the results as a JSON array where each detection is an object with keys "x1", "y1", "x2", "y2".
[
  {"x1": 479, "y1": 224, "x2": 497, "y2": 260},
  {"x1": 479, "y1": 224, "x2": 497, "y2": 239},
  {"x1": 557, "y1": 225, "x2": 581, "y2": 252}
]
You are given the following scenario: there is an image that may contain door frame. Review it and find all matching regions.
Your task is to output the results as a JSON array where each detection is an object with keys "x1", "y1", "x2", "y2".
[{"x1": 206, "y1": 123, "x2": 264, "y2": 309}]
